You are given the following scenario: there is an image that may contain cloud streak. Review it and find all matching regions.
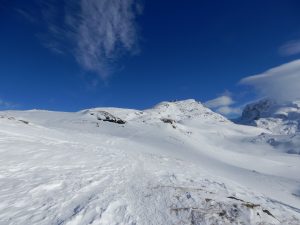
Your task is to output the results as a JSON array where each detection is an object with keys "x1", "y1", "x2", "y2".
[
  {"x1": 279, "y1": 40, "x2": 300, "y2": 56},
  {"x1": 216, "y1": 106, "x2": 241, "y2": 116},
  {"x1": 240, "y1": 59, "x2": 300, "y2": 102},
  {"x1": 0, "y1": 98, "x2": 16, "y2": 109},
  {"x1": 205, "y1": 95, "x2": 241, "y2": 117},
  {"x1": 67, "y1": 0, "x2": 142, "y2": 78},
  {"x1": 17, "y1": 0, "x2": 143, "y2": 79},
  {"x1": 205, "y1": 96, "x2": 234, "y2": 108}
]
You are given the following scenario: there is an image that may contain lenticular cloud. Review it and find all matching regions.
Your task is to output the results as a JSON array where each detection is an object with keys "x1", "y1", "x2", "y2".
[{"x1": 240, "y1": 59, "x2": 300, "y2": 102}]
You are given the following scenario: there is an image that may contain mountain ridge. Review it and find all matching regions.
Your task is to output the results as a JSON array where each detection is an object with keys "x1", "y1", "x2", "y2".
[{"x1": 0, "y1": 99, "x2": 300, "y2": 224}]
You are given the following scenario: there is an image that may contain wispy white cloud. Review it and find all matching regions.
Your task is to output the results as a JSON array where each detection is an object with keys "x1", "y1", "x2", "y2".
[
  {"x1": 205, "y1": 95, "x2": 234, "y2": 108},
  {"x1": 67, "y1": 0, "x2": 143, "y2": 78},
  {"x1": 240, "y1": 59, "x2": 300, "y2": 102},
  {"x1": 205, "y1": 94, "x2": 241, "y2": 117},
  {"x1": 279, "y1": 40, "x2": 300, "y2": 56},
  {"x1": 17, "y1": 0, "x2": 143, "y2": 79},
  {"x1": 15, "y1": 8, "x2": 37, "y2": 23},
  {"x1": 0, "y1": 98, "x2": 16, "y2": 109},
  {"x1": 216, "y1": 106, "x2": 241, "y2": 116}
]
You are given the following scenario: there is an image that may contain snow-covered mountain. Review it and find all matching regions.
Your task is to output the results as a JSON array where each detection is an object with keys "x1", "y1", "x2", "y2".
[
  {"x1": 1, "y1": 99, "x2": 300, "y2": 225},
  {"x1": 82, "y1": 99, "x2": 229, "y2": 124},
  {"x1": 238, "y1": 99, "x2": 300, "y2": 154}
]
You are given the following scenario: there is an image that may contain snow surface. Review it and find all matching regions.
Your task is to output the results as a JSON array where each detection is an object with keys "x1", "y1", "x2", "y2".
[{"x1": 0, "y1": 99, "x2": 300, "y2": 224}]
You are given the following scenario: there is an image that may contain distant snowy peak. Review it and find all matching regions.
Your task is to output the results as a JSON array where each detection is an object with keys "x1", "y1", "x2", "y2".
[
  {"x1": 241, "y1": 99, "x2": 300, "y2": 123},
  {"x1": 240, "y1": 99, "x2": 277, "y2": 123},
  {"x1": 150, "y1": 99, "x2": 229, "y2": 123},
  {"x1": 239, "y1": 98, "x2": 300, "y2": 154},
  {"x1": 153, "y1": 99, "x2": 205, "y2": 114},
  {"x1": 239, "y1": 98, "x2": 300, "y2": 134}
]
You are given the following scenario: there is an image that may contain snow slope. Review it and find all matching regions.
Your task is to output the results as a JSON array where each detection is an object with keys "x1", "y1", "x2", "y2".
[{"x1": 0, "y1": 99, "x2": 300, "y2": 225}]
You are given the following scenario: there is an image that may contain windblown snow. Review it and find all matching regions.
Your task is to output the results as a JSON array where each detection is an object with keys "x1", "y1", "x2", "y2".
[{"x1": 0, "y1": 99, "x2": 299, "y2": 225}]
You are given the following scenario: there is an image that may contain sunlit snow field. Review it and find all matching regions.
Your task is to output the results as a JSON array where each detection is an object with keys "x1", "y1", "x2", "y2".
[{"x1": 0, "y1": 100, "x2": 299, "y2": 224}]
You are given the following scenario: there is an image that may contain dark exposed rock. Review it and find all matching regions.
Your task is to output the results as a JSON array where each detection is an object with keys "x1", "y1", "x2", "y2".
[
  {"x1": 90, "y1": 111, "x2": 126, "y2": 124},
  {"x1": 19, "y1": 120, "x2": 29, "y2": 125},
  {"x1": 262, "y1": 209, "x2": 277, "y2": 220},
  {"x1": 161, "y1": 118, "x2": 176, "y2": 124}
]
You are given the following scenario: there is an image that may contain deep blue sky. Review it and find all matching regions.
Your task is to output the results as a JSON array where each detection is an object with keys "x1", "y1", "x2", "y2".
[{"x1": 0, "y1": 0, "x2": 300, "y2": 112}]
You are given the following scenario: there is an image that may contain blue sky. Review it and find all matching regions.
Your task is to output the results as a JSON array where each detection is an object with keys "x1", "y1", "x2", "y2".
[{"x1": 1, "y1": 0, "x2": 300, "y2": 116}]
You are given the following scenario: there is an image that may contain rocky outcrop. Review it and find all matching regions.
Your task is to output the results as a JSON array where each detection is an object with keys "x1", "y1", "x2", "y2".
[{"x1": 89, "y1": 110, "x2": 126, "y2": 124}]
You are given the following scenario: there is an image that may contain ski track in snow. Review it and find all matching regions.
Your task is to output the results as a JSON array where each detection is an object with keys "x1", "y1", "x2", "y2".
[{"x1": 0, "y1": 100, "x2": 300, "y2": 225}]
